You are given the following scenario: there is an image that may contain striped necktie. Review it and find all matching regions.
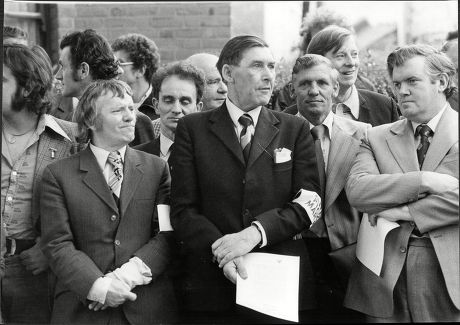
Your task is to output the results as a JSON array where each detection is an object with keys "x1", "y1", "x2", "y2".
[
  {"x1": 238, "y1": 114, "x2": 254, "y2": 163},
  {"x1": 107, "y1": 151, "x2": 123, "y2": 198},
  {"x1": 415, "y1": 124, "x2": 433, "y2": 169}
]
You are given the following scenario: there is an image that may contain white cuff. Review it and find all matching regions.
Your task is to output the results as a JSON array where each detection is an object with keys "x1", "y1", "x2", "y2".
[
  {"x1": 251, "y1": 221, "x2": 267, "y2": 248},
  {"x1": 292, "y1": 189, "x2": 322, "y2": 225},
  {"x1": 87, "y1": 276, "x2": 112, "y2": 304},
  {"x1": 108, "y1": 257, "x2": 152, "y2": 290}
]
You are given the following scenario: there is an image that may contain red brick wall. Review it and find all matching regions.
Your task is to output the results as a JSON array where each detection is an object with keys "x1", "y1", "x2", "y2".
[{"x1": 55, "y1": 2, "x2": 231, "y2": 64}]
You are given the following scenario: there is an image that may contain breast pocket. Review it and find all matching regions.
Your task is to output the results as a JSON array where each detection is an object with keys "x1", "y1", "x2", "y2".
[{"x1": 273, "y1": 160, "x2": 293, "y2": 172}]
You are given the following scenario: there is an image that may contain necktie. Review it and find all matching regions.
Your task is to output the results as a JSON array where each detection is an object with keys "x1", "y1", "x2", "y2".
[
  {"x1": 107, "y1": 151, "x2": 123, "y2": 198},
  {"x1": 310, "y1": 125, "x2": 327, "y2": 203},
  {"x1": 239, "y1": 114, "x2": 254, "y2": 163},
  {"x1": 415, "y1": 124, "x2": 433, "y2": 169}
]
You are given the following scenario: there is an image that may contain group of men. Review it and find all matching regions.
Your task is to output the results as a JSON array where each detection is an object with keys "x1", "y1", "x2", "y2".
[{"x1": 1, "y1": 24, "x2": 459, "y2": 325}]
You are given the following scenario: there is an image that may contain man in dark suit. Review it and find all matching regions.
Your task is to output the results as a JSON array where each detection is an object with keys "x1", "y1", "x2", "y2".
[
  {"x1": 40, "y1": 79, "x2": 177, "y2": 324},
  {"x1": 170, "y1": 35, "x2": 321, "y2": 323},
  {"x1": 54, "y1": 29, "x2": 155, "y2": 146},
  {"x1": 345, "y1": 44, "x2": 459, "y2": 321},
  {"x1": 135, "y1": 61, "x2": 204, "y2": 160},
  {"x1": 288, "y1": 54, "x2": 371, "y2": 322},
  {"x1": 285, "y1": 25, "x2": 400, "y2": 126}
]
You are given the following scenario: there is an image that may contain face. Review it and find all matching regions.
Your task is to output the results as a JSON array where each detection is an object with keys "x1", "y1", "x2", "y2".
[
  {"x1": 224, "y1": 46, "x2": 275, "y2": 111},
  {"x1": 55, "y1": 46, "x2": 83, "y2": 98},
  {"x1": 2, "y1": 65, "x2": 18, "y2": 115},
  {"x1": 293, "y1": 64, "x2": 339, "y2": 125},
  {"x1": 324, "y1": 36, "x2": 360, "y2": 89},
  {"x1": 156, "y1": 75, "x2": 201, "y2": 133},
  {"x1": 114, "y1": 50, "x2": 136, "y2": 85},
  {"x1": 90, "y1": 91, "x2": 136, "y2": 150},
  {"x1": 392, "y1": 56, "x2": 445, "y2": 123},
  {"x1": 202, "y1": 64, "x2": 228, "y2": 110}
]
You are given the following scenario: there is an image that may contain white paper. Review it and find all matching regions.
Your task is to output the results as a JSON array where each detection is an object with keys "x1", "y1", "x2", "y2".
[
  {"x1": 157, "y1": 204, "x2": 173, "y2": 231},
  {"x1": 236, "y1": 252, "x2": 299, "y2": 322},
  {"x1": 274, "y1": 148, "x2": 292, "y2": 163},
  {"x1": 356, "y1": 214, "x2": 400, "y2": 276}
]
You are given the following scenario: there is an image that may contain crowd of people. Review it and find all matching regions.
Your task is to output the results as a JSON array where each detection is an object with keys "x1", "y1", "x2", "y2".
[{"x1": 1, "y1": 10, "x2": 459, "y2": 325}]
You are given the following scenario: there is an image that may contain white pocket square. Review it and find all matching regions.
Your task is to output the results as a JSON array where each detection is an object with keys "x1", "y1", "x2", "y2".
[{"x1": 274, "y1": 148, "x2": 292, "y2": 163}]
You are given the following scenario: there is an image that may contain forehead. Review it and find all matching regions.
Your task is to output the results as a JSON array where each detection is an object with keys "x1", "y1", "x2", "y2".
[
  {"x1": 239, "y1": 46, "x2": 274, "y2": 63},
  {"x1": 95, "y1": 90, "x2": 133, "y2": 110},
  {"x1": 333, "y1": 36, "x2": 358, "y2": 52},
  {"x1": 114, "y1": 49, "x2": 130, "y2": 61},
  {"x1": 294, "y1": 64, "x2": 334, "y2": 81},
  {"x1": 392, "y1": 56, "x2": 427, "y2": 79},
  {"x1": 160, "y1": 75, "x2": 197, "y2": 97},
  {"x1": 59, "y1": 46, "x2": 72, "y2": 65}
]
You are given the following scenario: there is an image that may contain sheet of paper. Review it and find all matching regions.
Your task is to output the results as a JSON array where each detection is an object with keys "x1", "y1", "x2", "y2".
[
  {"x1": 236, "y1": 252, "x2": 299, "y2": 322},
  {"x1": 157, "y1": 204, "x2": 173, "y2": 231},
  {"x1": 356, "y1": 214, "x2": 400, "y2": 276}
]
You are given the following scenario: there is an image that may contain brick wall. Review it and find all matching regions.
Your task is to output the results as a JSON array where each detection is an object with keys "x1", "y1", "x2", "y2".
[{"x1": 55, "y1": 2, "x2": 232, "y2": 64}]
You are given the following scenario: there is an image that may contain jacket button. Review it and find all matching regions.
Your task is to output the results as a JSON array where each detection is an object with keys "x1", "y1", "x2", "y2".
[
  {"x1": 111, "y1": 215, "x2": 117, "y2": 221},
  {"x1": 242, "y1": 179, "x2": 246, "y2": 184},
  {"x1": 399, "y1": 246, "x2": 406, "y2": 253},
  {"x1": 114, "y1": 240, "x2": 120, "y2": 246}
]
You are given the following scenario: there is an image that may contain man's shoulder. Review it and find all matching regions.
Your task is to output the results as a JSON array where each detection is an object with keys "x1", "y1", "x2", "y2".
[
  {"x1": 46, "y1": 114, "x2": 79, "y2": 140},
  {"x1": 368, "y1": 118, "x2": 405, "y2": 137},
  {"x1": 358, "y1": 89, "x2": 393, "y2": 105},
  {"x1": 133, "y1": 137, "x2": 160, "y2": 156},
  {"x1": 334, "y1": 115, "x2": 371, "y2": 138},
  {"x1": 129, "y1": 146, "x2": 166, "y2": 168}
]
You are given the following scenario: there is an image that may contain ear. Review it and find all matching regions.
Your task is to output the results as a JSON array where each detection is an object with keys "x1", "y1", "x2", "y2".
[
  {"x1": 135, "y1": 65, "x2": 146, "y2": 79},
  {"x1": 77, "y1": 62, "x2": 90, "y2": 80},
  {"x1": 289, "y1": 80, "x2": 296, "y2": 98},
  {"x1": 21, "y1": 88, "x2": 30, "y2": 97},
  {"x1": 332, "y1": 80, "x2": 340, "y2": 98},
  {"x1": 437, "y1": 72, "x2": 449, "y2": 93},
  {"x1": 196, "y1": 101, "x2": 203, "y2": 112},
  {"x1": 152, "y1": 97, "x2": 160, "y2": 115},
  {"x1": 221, "y1": 64, "x2": 234, "y2": 84}
]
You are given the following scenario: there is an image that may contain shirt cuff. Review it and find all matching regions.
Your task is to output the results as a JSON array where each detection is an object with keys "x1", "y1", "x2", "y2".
[
  {"x1": 251, "y1": 221, "x2": 267, "y2": 248},
  {"x1": 109, "y1": 257, "x2": 152, "y2": 290},
  {"x1": 292, "y1": 189, "x2": 322, "y2": 225},
  {"x1": 87, "y1": 276, "x2": 112, "y2": 304}
]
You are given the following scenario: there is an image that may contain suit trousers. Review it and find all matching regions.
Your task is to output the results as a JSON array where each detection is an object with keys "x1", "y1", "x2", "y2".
[
  {"x1": 1, "y1": 255, "x2": 51, "y2": 324},
  {"x1": 366, "y1": 237, "x2": 460, "y2": 322}
]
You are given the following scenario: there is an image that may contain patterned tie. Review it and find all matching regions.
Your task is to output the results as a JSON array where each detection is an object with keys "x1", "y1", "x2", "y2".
[
  {"x1": 415, "y1": 124, "x2": 433, "y2": 169},
  {"x1": 107, "y1": 151, "x2": 123, "y2": 198},
  {"x1": 310, "y1": 124, "x2": 327, "y2": 203},
  {"x1": 239, "y1": 114, "x2": 254, "y2": 163}
]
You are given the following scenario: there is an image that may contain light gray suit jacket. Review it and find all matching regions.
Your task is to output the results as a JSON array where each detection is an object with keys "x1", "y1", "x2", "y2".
[{"x1": 344, "y1": 105, "x2": 459, "y2": 316}]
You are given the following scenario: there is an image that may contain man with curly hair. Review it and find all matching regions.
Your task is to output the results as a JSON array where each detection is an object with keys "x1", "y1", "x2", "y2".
[{"x1": 112, "y1": 33, "x2": 161, "y2": 120}]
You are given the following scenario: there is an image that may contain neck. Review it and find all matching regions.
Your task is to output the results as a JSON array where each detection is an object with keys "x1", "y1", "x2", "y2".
[
  {"x1": 335, "y1": 85, "x2": 352, "y2": 103},
  {"x1": 160, "y1": 124, "x2": 175, "y2": 141},
  {"x1": 132, "y1": 80, "x2": 150, "y2": 104},
  {"x1": 2, "y1": 109, "x2": 39, "y2": 134}
]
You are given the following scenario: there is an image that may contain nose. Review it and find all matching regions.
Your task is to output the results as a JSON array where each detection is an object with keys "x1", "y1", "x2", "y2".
[
  {"x1": 171, "y1": 101, "x2": 183, "y2": 115},
  {"x1": 397, "y1": 82, "x2": 410, "y2": 97},
  {"x1": 308, "y1": 82, "x2": 319, "y2": 96},
  {"x1": 345, "y1": 53, "x2": 358, "y2": 67},
  {"x1": 123, "y1": 108, "x2": 135, "y2": 121},
  {"x1": 262, "y1": 65, "x2": 275, "y2": 83},
  {"x1": 218, "y1": 81, "x2": 228, "y2": 94},
  {"x1": 116, "y1": 66, "x2": 124, "y2": 78},
  {"x1": 55, "y1": 66, "x2": 63, "y2": 80}
]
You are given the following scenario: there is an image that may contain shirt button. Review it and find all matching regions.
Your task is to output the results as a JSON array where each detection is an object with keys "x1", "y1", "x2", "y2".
[
  {"x1": 114, "y1": 240, "x2": 120, "y2": 246},
  {"x1": 12, "y1": 171, "x2": 17, "y2": 176},
  {"x1": 400, "y1": 246, "x2": 406, "y2": 253},
  {"x1": 110, "y1": 215, "x2": 117, "y2": 221}
]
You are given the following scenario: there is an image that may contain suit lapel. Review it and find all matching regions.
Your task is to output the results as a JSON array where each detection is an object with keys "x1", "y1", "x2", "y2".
[
  {"x1": 422, "y1": 106, "x2": 458, "y2": 171},
  {"x1": 119, "y1": 147, "x2": 143, "y2": 217},
  {"x1": 358, "y1": 91, "x2": 371, "y2": 123},
  {"x1": 80, "y1": 147, "x2": 119, "y2": 213},
  {"x1": 209, "y1": 104, "x2": 245, "y2": 166},
  {"x1": 385, "y1": 119, "x2": 419, "y2": 172},
  {"x1": 247, "y1": 107, "x2": 279, "y2": 169}
]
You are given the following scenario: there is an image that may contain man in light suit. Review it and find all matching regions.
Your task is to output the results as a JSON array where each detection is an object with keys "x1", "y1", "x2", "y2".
[
  {"x1": 1, "y1": 44, "x2": 79, "y2": 324},
  {"x1": 170, "y1": 35, "x2": 321, "y2": 323},
  {"x1": 288, "y1": 54, "x2": 371, "y2": 322},
  {"x1": 40, "y1": 79, "x2": 177, "y2": 324},
  {"x1": 345, "y1": 44, "x2": 459, "y2": 322}
]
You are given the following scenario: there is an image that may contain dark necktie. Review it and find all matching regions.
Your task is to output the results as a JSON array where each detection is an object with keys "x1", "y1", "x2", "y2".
[
  {"x1": 310, "y1": 125, "x2": 327, "y2": 203},
  {"x1": 239, "y1": 114, "x2": 254, "y2": 163},
  {"x1": 107, "y1": 151, "x2": 123, "y2": 199},
  {"x1": 415, "y1": 124, "x2": 433, "y2": 169}
]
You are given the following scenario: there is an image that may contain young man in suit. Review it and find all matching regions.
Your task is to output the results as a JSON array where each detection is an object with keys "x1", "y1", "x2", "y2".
[
  {"x1": 1, "y1": 44, "x2": 79, "y2": 323},
  {"x1": 170, "y1": 35, "x2": 321, "y2": 323},
  {"x1": 289, "y1": 54, "x2": 371, "y2": 322},
  {"x1": 55, "y1": 29, "x2": 155, "y2": 146},
  {"x1": 285, "y1": 25, "x2": 400, "y2": 126},
  {"x1": 345, "y1": 44, "x2": 459, "y2": 321},
  {"x1": 112, "y1": 33, "x2": 161, "y2": 120},
  {"x1": 135, "y1": 61, "x2": 204, "y2": 161},
  {"x1": 40, "y1": 79, "x2": 177, "y2": 324}
]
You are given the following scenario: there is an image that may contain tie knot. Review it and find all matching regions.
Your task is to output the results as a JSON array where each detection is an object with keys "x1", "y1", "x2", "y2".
[
  {"x1": 108, "y1": 151, "x2": 123, "y2": 168},
  {"x1": 238, "y1": 114, "x2": 253, "y2": 128},
  {"x1": 415, "y1": 124, "x2": 433, "y2": 138},
  {"x1": 311, "y1": 124, "x2": 326, "y2": 140}
]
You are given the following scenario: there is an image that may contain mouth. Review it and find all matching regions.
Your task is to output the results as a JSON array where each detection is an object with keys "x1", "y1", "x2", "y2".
[{"x1": 341, "y1": 70, "x2": 356, "y2": 76}]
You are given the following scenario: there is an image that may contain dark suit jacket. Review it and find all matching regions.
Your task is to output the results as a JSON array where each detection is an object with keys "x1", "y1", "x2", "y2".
[
  {"x1": 138, "y1": 90, "x2": 159, "y2": 120},
  {"x1": 284, "y1": 89, "x2": 400, "y2": 127},
  {"x1": 169, "y1": 104, "x2": 320, "y2": 312},
  {"x1": 40, "y1": 146, "x2": 177, "y2": 324},
  {"x1": 134, "y1": 137, "x2": 161, "y2": 157}
]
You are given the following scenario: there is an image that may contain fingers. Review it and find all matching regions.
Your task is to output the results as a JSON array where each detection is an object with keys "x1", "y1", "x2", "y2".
[
  {"x1": 234, "y1": 258, "x2": 248, "y2": 280},
  {"x1": 124, "y1": 292, "x2": 137, "y2": 302},
  {"x1": 218, "y1": 252, "x2": 234, "y2": 268},
  {"x1": 223, "y1": 264, "x2": 237, "y2": 284},
  {"x1": 368, "y1": 214, "x2": 378, "y2": 227},
  {"x1": 211, "y1": 237, "x2": 223, "y2": 253}
]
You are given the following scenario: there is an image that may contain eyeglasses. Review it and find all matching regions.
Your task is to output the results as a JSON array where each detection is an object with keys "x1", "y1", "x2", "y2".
[{"x1": 117, "y1": 61, "x2": 134, "y2": 67}]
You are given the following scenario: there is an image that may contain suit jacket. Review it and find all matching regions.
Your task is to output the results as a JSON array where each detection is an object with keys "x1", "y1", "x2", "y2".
[
  {"x1": 134, "y1": 136, "x2": 161, "y2": 157},
  {"x1": 130, "y1": 111, "x2": 156, "y2": 147},
  {"x1": 40, "y1": 146, "x2": 177, "y2": 324},
  {"x1": 138, "y1": 90, "x2": 159, "y2": 120},
  {"x1": 169, "y1": 103, "x2": 320, "y2": 312},
  {"x1": 284, "y1": 89, "x2": 400, "y2": 127},
  {"x1": 344, "y1": 105, "x2": 459, "y2": 317}
]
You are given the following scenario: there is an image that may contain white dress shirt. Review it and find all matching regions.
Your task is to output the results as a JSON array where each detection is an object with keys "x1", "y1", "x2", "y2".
[
  {"x1": 411, "y1": 102, "x2": 447, "y2": 146},
  {"x1": 159, "y1": 132, "x2": 174, "y2": 161},
  {"x1": 335, "y1": 85, "x2": 360, "y2": 120}
]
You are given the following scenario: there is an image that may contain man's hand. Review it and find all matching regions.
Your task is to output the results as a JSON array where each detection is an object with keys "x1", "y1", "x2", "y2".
[
  {"x1": 369, "y1": 205, "x2": 413, "y2": 226},
  {"x1": 211, "y1": 226, "x2": 261, "y2": 267},
  {"x1": 104, "y1": 278, "x2": 137, "y2": 308},
  {"x1": 19, "y1": 243, "x2": 49, "y2": 275},
  {"x1": 421, "y1": 172, "x2": 458, "y2": 195},
  {"x1": 222, "y1": 256, "x2": 248, "y2": 284}
]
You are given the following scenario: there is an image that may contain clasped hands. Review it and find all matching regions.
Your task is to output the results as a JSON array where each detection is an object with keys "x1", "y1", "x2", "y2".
[
  {"x1": 211, "y1": 225, "x2": 261, "y2": 284},
  {"x1": 88, "y1": 273, "x2": 137, "y2": 312}
]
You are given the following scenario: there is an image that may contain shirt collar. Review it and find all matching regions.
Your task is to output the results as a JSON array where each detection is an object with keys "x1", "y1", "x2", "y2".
[
  {"x1": 411, "y1": 102, "x2": 448, "y2": 135},
  {"x1": 36, "y1": 114, "x2": 72, "y2": 141},
  {"x1": 159, "y1": 132, "x2": 174, "y2": 157},
  {"x1": 134, "y1": 84, "x2": 153, "y2": 110},
  {"x1": 226, "y1": 98, "x2": 262, "y2": 129},
  {"x1": 89, "y1": 143, "x2": 127, "y2": 171},
  {"x1": 296, "y1": 110, "x2": 334, "y2": 139},
  {"x1": 341, "y1": 85, "x2": 360, "y2": 119}
]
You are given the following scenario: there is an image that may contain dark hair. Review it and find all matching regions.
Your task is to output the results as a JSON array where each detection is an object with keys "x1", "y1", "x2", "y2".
[
  {"x1": 3, "y1": 44, "x2": 53, "y2": 115},
  {"x1": 112, "y1": 33, "x2": 160, "y2": 83},
  {"x1": 216, "y1": 35, "x2": 269, "y2": 77},
  {"x1": 74, "y1": 79, "x2": 133, "y2": 141},
  {"x1": 446, "y1": 30, "x2": 458, "y2": 41},
  {"x1": 387, "y1": 44, "x2": 457, "y2": 98},
  {"x1": 292, "y1": 54, "x2": 338, "y2": 83},
  {"x1": 306, "y1": 25, "x2": 354, "y2": 56},
  {"x1": 3, "y1": 25, "x2": 28, "y2": 43},
  {"x1": 60, "y1": 29, "x2": 119, "y2": 80},
  {"x1": 441, "y1": 38, "x2": 458, "y2": 53},
  {"x1": 152, "y1": 61, "x2": 205, "y2": 103}
]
